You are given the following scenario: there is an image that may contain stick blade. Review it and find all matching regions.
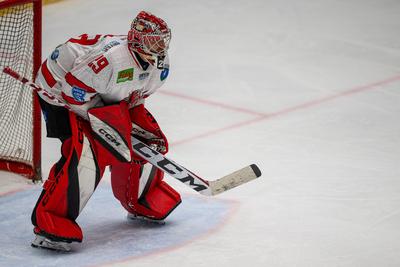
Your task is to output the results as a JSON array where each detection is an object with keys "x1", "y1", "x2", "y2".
[{"x1": 209, "y1": 164, "x2": 262, "y2": 196}]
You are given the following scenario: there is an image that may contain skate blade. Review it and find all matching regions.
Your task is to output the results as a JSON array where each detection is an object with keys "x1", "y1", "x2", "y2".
[
  {"x1": 127, "y1": 213, "x2": 165, "y2": 225},
  {"x1": 31, "y1": 235, "x2": 71, "y2": 252}
]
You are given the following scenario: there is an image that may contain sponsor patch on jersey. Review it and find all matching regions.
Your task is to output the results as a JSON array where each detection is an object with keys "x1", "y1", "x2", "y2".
[
  {"x1": 160, "y1": 68, "x2": 169, "y2": 81},
  {"x1": 139, "y1": 72, "x2": 150, "y2": 81},
  {"x1": 71, "y1": 87, "x2": 86, "y2": 102},
  {"x1": 50, "y1": 49, "x2": 59, "y2": 60},
  {"x1": 117, "y1": 68, "x2": 134, "y2": 83}
]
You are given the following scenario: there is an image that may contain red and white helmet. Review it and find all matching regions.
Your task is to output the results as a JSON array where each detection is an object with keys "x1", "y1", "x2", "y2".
[{"x1": 127, "y1": 11, "x2": 171, "y2": 68}]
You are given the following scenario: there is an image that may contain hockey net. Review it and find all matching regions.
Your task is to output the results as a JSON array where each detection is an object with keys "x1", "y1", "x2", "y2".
[{"x1": 0, "y1": 0, "x2": 41, "y2": 180}]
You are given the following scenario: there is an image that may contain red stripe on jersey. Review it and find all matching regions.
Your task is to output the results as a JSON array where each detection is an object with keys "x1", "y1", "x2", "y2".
[
  {"x1": 61, "y1": 92, "x2": 86, "y2": 106},
  {"x1": 65, "y1": 72, "x2": 97, "y2": 93},
  {"x1": 103, "y1": 34, "x2": 127, "y2": 39},
  {"x1": 41, "y1": 60, "x2": 57, "y2": 88},
  {"x1": 69, "y1": 34, "x2": 102, "y2": 45}
]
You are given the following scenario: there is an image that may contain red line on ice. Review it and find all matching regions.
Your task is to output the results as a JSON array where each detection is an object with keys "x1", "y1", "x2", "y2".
[
  {"x1": 158, "y1": 90, "x2": 266, "y2": 117},
  {"x1": 165, "y1": 74, "x2": 400, "y2": 146}
]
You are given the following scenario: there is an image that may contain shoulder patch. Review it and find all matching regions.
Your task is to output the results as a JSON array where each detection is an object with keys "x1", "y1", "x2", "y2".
[
  {"x1": 160, "y1": 68, "x2": 169, "y2": 81},
  {"x1": 50, "y1": 49, "x2": 59, "y2": 60},
  {"x1": 117, "y1": 68, "x2": 134, "y2": 83}
]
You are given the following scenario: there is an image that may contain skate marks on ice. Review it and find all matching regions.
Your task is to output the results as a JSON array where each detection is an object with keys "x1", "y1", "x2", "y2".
[{"x1": 0, "y1": 184, "x2": 235, "y2": 267}]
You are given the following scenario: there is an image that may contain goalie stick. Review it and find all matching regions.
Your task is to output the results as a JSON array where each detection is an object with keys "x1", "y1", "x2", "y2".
[
  {"x1": 131, "y1": 138, "x2": 261, "y2": 195},
  {"x1": 2, "y1": 67, "x2": 262, "y2": 196}
]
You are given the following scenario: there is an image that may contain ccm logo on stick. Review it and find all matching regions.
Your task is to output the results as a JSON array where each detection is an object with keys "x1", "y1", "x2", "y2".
[
  {"x1": 99, "y1": 128, "x2": 121, "y2": 146},
  {"x1": 132, "y1": 142, "x2": 208, "y2": 192}
]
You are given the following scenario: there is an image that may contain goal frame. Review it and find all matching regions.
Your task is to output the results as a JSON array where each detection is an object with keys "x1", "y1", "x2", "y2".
[{"x1": 0, "y1": 0, "x2": 42, "y2": 181}]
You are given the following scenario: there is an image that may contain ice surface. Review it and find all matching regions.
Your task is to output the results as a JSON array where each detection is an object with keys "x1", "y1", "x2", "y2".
[
  {"x1": 1, "y1": 0, "x2": 400, "y2": 266},
  {"x1": 0, "y1": 183, "x2": 234, "y2": 266}
]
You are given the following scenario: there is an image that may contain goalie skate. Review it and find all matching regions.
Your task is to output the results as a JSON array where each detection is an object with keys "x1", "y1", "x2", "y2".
[
  {"x1": 31, "y1": 235, "x2": 72, "y2": 252},
  {"x1": 127, "y1": 213, "x2": 166, "y2": 225}
]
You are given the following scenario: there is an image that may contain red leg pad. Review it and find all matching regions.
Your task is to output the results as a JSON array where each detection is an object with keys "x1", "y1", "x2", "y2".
[
  {"x1": 111, "y1": 162, "x2": 181, "y2": 220},
  {"x1": 32, "y1": 114, "x2": 85, "y2": 242},
  {"x1": 110, "y1": 162, "x2": 132, "y2": 203},
  {"x1": 34, "y1": 211, "x2": 83, "y2": 242},
  {"x1": 142, "y1": 180, "x2": 182, "y2": 219},
  {"x1": 33, "y1": 164, "x2": 84, "y2": 242}
]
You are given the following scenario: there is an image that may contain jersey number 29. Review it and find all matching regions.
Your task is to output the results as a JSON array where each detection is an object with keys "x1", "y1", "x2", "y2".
[{"x1": 88, "y1": 55, "x2": 109, "y2": 74}]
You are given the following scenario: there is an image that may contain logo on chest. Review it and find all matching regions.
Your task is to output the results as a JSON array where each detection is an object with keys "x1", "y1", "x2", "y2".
[
  {"x1": 139, "y1": 72, "x2": 150, "y2": 81},
  {"x1": 117, "y1": 68, "x2": 134, "y2": 83}
]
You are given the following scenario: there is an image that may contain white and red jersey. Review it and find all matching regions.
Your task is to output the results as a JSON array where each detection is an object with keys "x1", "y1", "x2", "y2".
[{"x1": 36, "y1": 34, "x2": 170, "y2": 118}]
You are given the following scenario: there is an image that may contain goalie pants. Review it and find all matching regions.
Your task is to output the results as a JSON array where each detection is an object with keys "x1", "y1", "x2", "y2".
[{"x1": 31, "y1": 112, "x2": 181, "y2": 243}]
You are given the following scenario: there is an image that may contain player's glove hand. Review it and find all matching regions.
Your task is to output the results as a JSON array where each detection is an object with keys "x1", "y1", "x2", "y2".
[
  {"x1": 131, "y1": 124, "x2": 169, "y2": 154},
  {"x1": 147, "y1": 130, "x2": 168, "y2": 154},
  {"x1": 130, "y1": 104, "x2": 169, "y2": 164}
]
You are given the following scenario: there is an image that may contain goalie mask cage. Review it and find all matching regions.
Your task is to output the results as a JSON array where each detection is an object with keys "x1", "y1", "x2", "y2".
[{"x1": 0, "y1": 0, "x2": 41, "y2": 180}]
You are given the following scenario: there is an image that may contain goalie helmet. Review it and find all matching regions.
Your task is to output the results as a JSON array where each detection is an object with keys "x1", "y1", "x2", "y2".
[{"x1": 127, "y1": 11, "x2": 171, "y2": 69}]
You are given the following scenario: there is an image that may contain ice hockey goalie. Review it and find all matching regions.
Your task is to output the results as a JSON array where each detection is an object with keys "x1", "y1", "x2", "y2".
[{"x1": 30, "y1": 11, "x2": 181, "y2": 252}]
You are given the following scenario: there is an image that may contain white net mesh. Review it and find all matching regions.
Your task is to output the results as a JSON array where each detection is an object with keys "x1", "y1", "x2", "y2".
[{"x1": 0, "y1": 3, "x2": 35, "y2": 166}]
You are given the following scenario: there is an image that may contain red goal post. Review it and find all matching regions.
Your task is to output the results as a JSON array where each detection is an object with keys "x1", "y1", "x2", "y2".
[{"x1": 0, "y1": 0, "x2": 42, "y2": 180}]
